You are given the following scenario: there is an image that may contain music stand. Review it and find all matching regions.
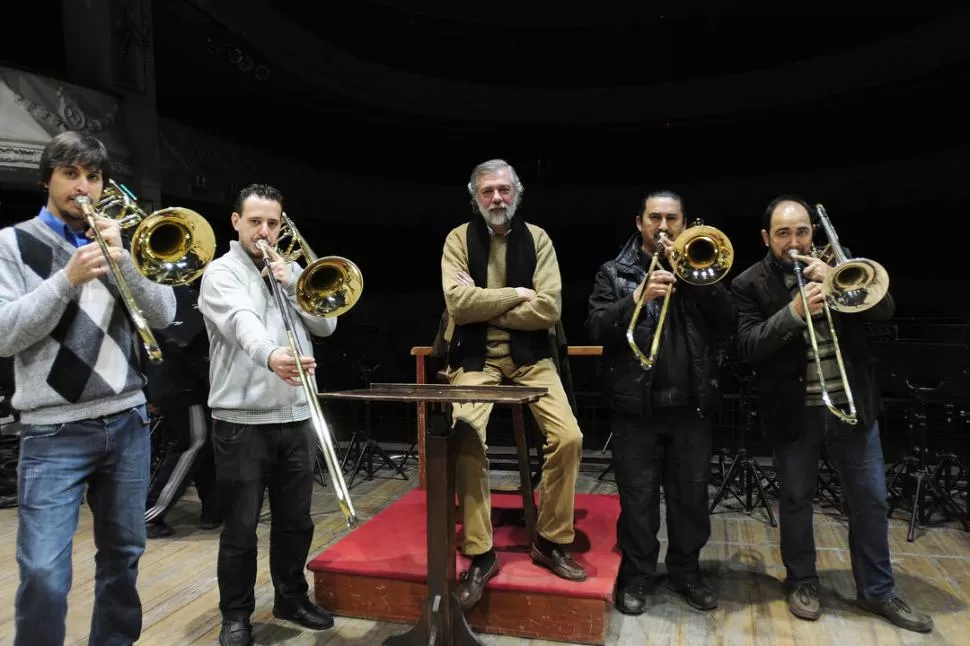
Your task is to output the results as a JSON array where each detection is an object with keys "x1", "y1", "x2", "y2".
[
  {"x1": 876, "y1": 341, "x2": 970, "y2": 541},
  {"x1": 339, "y1": 363, "x2": 409, "y2": 487},
  {"x1": 929, "y1": 403, "x2": 969, "y2": 522},
  {"x1": 709, "y1": 374, "x2": 777, "y2": 526}
]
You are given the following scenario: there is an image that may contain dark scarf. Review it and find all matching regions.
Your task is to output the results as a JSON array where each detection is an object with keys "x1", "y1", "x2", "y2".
[{"x1": 449, "y1": 215, "x2": 550, "y2": 371}]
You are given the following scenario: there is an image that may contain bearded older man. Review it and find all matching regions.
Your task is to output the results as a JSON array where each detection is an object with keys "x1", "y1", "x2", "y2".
[{"x1": 439, "y1": 158, "x2": 587, "y2": 611}]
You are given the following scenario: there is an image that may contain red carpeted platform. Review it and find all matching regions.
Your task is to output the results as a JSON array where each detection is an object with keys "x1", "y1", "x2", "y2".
[{"x1": 308, "y1": 488, "x2": 621, "y2": 644}]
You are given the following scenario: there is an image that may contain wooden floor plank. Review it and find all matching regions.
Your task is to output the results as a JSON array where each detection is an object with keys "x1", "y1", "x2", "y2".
[{"x1": 0, "y1": 460, "x2": 968, "y2": 645}]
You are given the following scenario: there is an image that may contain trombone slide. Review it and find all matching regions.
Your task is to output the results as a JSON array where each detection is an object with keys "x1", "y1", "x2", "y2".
[
  {"x1": 75, "y1": 196, "x2": 163, "y2": 364},
  {"x1": 257, "y1": 240, "x2": 359, "y2": 529},
  {"x1": 789, "y1": 250, "x2": 858, "y2": 425}
]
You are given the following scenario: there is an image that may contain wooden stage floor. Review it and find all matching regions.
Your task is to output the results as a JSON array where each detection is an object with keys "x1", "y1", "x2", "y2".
[{"x1": 0, "y1": 456, "x2": 968, "y2": 645}]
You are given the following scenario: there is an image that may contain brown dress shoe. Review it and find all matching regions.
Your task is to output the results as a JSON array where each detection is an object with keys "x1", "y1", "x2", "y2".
[
  {"x1": 530, "y1": 543, "x2": 588, "y2": 581},
  {"x1": 457, "y1": 557, "x2": 500, "y2": 610}
]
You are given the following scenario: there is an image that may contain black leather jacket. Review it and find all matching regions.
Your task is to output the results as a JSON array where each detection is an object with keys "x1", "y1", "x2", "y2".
[{"x1": 586, "y1": 234, "x2": 736, "y2": 418}]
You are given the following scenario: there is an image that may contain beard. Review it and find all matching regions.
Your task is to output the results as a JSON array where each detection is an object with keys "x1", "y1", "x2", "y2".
[{"x1": 478, "y1": 202, "x2": 516, "y2": 229}]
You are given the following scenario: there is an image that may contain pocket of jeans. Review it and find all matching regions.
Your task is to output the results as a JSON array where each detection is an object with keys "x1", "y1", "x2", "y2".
[
  {"x1": 20, "y1": 422, "x2": 66, "y2": 440},
  {"x1": 213, "y1": 420, "x2": 247, "y2": 442},
  {"x1": 131, "y1": 404, "x2": 150, "y2": 426}
]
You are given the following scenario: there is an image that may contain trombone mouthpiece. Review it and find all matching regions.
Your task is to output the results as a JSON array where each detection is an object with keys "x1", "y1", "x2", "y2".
[{"x1": 74, "y1": 196, "x2": 91, "y2": 206}]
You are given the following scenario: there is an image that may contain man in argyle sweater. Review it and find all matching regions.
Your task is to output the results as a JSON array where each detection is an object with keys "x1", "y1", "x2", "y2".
[{"x1": 0, "y1": 131, "x2": 176, "y2": 646}]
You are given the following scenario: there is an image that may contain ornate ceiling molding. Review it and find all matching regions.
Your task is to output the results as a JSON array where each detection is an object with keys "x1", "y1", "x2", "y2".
[
  {"x1": 0, "y1": 66, "x2": 133, "y2": 179},
  {"x1": 191, "y1": 1, "x2": 970, "y2": 124}
]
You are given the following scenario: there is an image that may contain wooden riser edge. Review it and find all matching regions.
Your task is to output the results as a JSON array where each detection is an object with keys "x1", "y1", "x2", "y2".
[{"x1": 313, "y1": 571, "x2": 609, "y2": 645}]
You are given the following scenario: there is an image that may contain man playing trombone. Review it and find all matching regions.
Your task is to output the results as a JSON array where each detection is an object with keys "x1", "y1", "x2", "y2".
[
  {"x1": 0, "y1": 131, "x2": 177, "y2": 645},
  {"x1": 731, "y1": 195, "x2": 932, "y2": 632},
  {"x1": 586, "y1": 190, "x2": 735, "y2": 615},
  {"x1": 198, "y1": 184, "x2": 337, "y2": 646}
]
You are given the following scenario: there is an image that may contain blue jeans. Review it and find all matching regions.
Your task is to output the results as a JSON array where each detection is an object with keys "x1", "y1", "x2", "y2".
[
  {"x1": 15, "y1": 405, "x2": 150, "y2": 646},
  {"x1": 773, "y1": 408, "x2": 894, "y2": 602}
]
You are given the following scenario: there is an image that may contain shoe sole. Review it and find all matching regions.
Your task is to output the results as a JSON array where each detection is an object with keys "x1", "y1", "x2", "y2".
[
  {"x1": 790, "y1": 606, "x2": 822, "y2": 621},
  {"x1": 271, "y1": 609, "x2": 334, "y2": 630}
]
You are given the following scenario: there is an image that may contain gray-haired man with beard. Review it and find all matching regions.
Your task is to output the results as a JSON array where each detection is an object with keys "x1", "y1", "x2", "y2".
[{"x1": 439, "y1": 159, "x2": 587, "y2": 611}]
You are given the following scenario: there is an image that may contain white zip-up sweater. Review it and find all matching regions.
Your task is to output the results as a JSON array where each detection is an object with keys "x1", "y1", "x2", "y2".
[{"x1": 198, "y1": 241, "x2": 337, "y2": 424}]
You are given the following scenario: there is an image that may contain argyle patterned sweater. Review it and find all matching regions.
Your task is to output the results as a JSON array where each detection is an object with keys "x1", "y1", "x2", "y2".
[{"x1": 0, "y1": 217, "x2": 177, "y2": 425}]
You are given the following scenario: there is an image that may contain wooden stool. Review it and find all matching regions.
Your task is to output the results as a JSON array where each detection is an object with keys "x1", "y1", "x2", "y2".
[{"x1": 436, "y1": 370, "x2": 538, "y2": 541}]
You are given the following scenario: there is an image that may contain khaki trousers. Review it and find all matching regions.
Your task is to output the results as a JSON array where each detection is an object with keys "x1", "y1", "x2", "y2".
[{"x1": 448, "y1": 356, "x2": 583, "y2": 555}]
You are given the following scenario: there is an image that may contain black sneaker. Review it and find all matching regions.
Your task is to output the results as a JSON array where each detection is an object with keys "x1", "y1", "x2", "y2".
[
  {"x1": 859, "y1": 596, "x2": 933, "y2": 633},
  {"x1": 788, "y1": 583, "x2": 821, "y2": 621}
]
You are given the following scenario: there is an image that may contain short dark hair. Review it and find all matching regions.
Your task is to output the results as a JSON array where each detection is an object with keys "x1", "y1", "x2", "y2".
[
  {"x1": 39, "y1": 131, "x2": 111, "y2": 187},
  {"x1": 235, "y1": 183, "x2": 284, "y2": 214},
  {"x1": 638, "y1": 189, "x2": 684, "y2": 219},
  {"x1": 762, "y1": 194, "x2": 814, "y2": 231}
]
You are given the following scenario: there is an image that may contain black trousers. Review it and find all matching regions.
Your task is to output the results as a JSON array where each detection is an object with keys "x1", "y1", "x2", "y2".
[
  {"x1": 145, "y1": 403, "x2": 219, "y2": 523},
  {"x1": 611, "y1": 407, "x2": 713, "y2": 588},
  {"x1": 211, "y1": 418, "x2": 316, "y2": 620}
]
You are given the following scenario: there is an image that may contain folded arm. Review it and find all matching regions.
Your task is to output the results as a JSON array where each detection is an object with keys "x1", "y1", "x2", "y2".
[
  {"x1": 489, "y1": 230, "x2": 562, "y2": 331},
  {"x1": 441, "y1": 228, "x2": 521, "y2": 324}
]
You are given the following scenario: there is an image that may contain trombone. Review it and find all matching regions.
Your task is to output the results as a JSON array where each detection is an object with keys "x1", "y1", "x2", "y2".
[
  {"x1": 626, "y1": 219, "x2": 734, "y2": 369},
  {"x1": 75, "y1": 181, "x2": 215, "y2": 364},
  {"x1": 788, "y1": 203, "x2": 889, "y2": 425},
  {"x1": 257, "y1": 212, "x2": 363, "y2": 529}
]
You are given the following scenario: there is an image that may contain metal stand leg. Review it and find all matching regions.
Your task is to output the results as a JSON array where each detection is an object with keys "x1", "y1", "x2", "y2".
[
  {"x1": 598, "y1": 432, "x2": 614, "y2": 480},
  {"x1": 709, "y1": 448, "x2": 777, "y2": 527}
]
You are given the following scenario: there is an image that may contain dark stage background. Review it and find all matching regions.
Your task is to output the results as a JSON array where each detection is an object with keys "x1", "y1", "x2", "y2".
[{"x1": 2, "y1": 1, "x2": 969, "y2": 464}]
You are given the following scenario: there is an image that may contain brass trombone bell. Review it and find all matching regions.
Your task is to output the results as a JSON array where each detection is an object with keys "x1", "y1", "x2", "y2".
[
  {"x1": 668, "y1": 224, "x2": 734, "y2": 285},
  {"x1": 297, "y1": 256, "x2": 364, "y2": 318},
  {"x1": 812, "y1": 205, "x2": 889, "y2": 313},
  {"x1": 97, "y1": 180, "x2": 216, "y2": 287},
  {"x1": 130, "y1": 207, "x2": 217, "y2": 286},
  {"x1": 273, "y1": 211, "x2": 365, "y2": 319},
  {"x1": 626, "y1": 219, "x2": 734, "y2": 369}
]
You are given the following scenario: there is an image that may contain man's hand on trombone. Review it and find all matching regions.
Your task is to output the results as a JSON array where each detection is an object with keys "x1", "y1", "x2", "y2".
[
  {"x1": 792, "y1": 282, "x2": 825, "y2": 320},
  {"x1": 268, "y1": 346, "x2": 316, "y2": 386},
  {"x1": 65, "y1": 217, "x2": 123, "y2": 287},
  {"x1": 260, "y1": 244, "x2": 293, "y2": 285},
  {"x1": 790, "y1": 253, "x2": 831, "y2": 283},
  {"x1": 85, "y1": 215, "x2": 123, "y2": 249}
]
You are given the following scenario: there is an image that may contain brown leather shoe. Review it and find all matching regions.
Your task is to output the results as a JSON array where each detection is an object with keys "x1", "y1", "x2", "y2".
[
  {"x1": 530, "y1": 543, "x2": 588, "y2": 581},
  {"x1": 457, "y1": 557, "x2": 500, "y2": 610}
]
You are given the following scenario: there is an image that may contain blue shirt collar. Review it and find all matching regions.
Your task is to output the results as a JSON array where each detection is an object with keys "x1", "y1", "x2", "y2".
[{"x1": 38, "y1": 207, "x2": 89, "y2": 248}]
